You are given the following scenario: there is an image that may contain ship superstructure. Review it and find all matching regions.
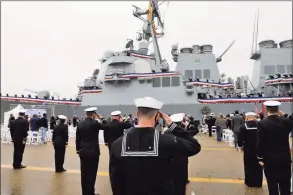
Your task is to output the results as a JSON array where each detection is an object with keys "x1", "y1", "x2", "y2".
[{"x1": 1, "y1": 1, "x2": 292, "y2": 122}]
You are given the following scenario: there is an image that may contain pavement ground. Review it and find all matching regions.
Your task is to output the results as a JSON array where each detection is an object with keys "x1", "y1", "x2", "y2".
[{"x1": 1, "y1": 134, "x2": 269, "y2": 195}]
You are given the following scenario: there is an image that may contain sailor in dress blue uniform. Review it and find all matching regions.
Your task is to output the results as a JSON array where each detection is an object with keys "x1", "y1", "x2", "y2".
[
  {"x1": 76, "y1": 107, "x2": 110, "y2": 195},
  {"x1": 238, "y1": 112, "x2": 263, "y2": 187},
  {"x1": 109, "y1": 97, "x2": 201, "y2": 195},
  {"x1": 257, "y1": 100, "x2": 292, "y2": 195},
  {"x1": 165, "y1": 113, "x2": 190, "y2": 195},
  {"x1": 103, "y1": 111, "x2": 132, "y2": 153},
  {"x1": 52, "y1": 115, "x2": 68, "y2": 172}
]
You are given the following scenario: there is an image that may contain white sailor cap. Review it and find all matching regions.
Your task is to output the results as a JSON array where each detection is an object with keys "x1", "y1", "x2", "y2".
[
  {"x1": 263, "y1": 100, "x2": 281, "y2": 107},
  {"x1": 170, "y1": 113, "x2": 185, "y2": 123},
  {"x1": 111, "y1": 111, "x2": 121, "y2": 116},
  {"x1": 19, "y1": 109, "x2": 26, "y2": 114},
  {"x1": 245, "y1": 112, "x2": 256, "y2": 116},
  {"x1": 84, "y1": 107, "x2": 98, "y2": 112},
  {"x1": 134, "y1": 97, "x2": 163, "y2": 110},
  {"x1": 58, "y1": 115, "x2": 67, "y2": 120}
]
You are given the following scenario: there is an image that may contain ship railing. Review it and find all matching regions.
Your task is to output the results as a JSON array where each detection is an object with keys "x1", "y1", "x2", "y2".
[{"x1": 1, "y1": 95, "x2": 82, "y2": 102}]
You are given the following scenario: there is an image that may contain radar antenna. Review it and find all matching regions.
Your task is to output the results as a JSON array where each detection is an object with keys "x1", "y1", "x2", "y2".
[
  {"x1": 216, "y1": 40, "x2": 236, "y2": 63},
  {"x1": 125, "y1": 39, "x2": 134, "y2": 50}
]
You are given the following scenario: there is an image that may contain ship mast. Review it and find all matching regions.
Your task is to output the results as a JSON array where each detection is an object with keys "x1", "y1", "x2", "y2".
[
  {"x1": 250, "y1": 7, "x2": 260, "y2": 60},
  {"x1": 132, "y1": 0, "x2": 166, "y2": 66},
  {"x1": 148, "y1": 0, "x2": 163, "y2": 66}
]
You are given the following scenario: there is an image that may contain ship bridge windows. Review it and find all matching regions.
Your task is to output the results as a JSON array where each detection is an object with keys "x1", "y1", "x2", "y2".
[
  {"x1": 197, "y1": 93, "x2": 207, "y2": 99},
  {"x1": 185, "y1": 70, "x2": 193, "y2": 80},
  {"x1": 195, "y1": 70, "x2": 202, "y2": 79},
  {"x1": 171, "y1": 76, "x2": 180, "y2": 86},
  {"x1": 162, "y1": 77, "x2": 171, "y2": 87},
  {"x1": 276, "y1": 65, "x2": 285, "y2": 74},
  {"x1": 203, "y1": 69, "x2": 210, "y2": 79},
  {"x1": 152, "y1": 77, "x2": 161, "y2": 87},
  {"x1": 264, "y1": 65, "x2": 275, "y2": 75}
]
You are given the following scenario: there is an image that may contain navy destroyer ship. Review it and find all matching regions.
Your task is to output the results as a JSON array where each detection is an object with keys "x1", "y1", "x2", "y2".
[{"x1": 1, "y1": 1, "x2": 292, "y2": 122}]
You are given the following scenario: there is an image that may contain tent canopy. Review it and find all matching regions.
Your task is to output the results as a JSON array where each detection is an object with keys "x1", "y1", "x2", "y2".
[{"x1": 3, "y1": 104, "x2": 24, "y2": 128}]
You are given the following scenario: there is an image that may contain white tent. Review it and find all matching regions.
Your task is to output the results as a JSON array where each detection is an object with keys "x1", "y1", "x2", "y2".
[{"x1": 3, "y1": 104, "x2": 25, "y2": 128}]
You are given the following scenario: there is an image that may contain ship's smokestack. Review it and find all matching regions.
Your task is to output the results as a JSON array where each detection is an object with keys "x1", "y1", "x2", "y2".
[
  {"x1": 200, "y1": 45, "x2": 213, "y2": 53},
  {"x1": 192, "y1": 45, "x2": 200, "y2": 53},
  {"x1": 279, "y1": 40, "x2": 293, "y2": 48},
  {"x1": 180, "y1": 47, "x2": 192, "y2": 53},
  {"x1": 258, "y1": 40, "x2": 275, "y2": 48}
]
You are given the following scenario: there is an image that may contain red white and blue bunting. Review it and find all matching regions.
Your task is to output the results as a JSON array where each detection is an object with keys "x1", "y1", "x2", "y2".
[
  {"x1": 78, "y1": 89, "x2": 102, "y2": 95},
  {"x1": 0, "y1": 96, "x2": 81, "y2": 105},
  {"x1": 186, "y1": 81, "x2": 233, "y2": 89},
  {"x1": 105, "y1": 72, "x2": 181, "y2": 80},
  {"x1": 198, "y1": 96, "x2": 292, "y2": 104},
  {"x1": 265, "y1": 78, "x2": 293, "y2": 85}
]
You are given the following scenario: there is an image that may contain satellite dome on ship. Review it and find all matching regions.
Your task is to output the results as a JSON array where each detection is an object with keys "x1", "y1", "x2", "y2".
[
  {"x1": 138, "y1": 40, "x2": 149, "y2": 55},
  {"x1": 102, "y1": 51, "x2": 114, "y2": 60},
  {"x1": 37, "y1": 90, "x2": 50, "y2": 98}
]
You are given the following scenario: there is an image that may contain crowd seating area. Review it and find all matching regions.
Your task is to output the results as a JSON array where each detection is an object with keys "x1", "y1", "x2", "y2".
[
  {"x1": 0, "y1": 125, "x2": 105, "y2": 145},
  {"x1": 200, "y1": 125, "x2": 235, "y2": 147}
]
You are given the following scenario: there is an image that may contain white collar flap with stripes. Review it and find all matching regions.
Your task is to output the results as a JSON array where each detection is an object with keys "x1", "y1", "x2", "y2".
[{"x1": 121, "y1": 129, "x2": 160, "y2": 157}]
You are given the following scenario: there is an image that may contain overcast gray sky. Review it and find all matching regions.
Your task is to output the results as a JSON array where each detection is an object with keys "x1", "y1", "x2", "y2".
[{"x1": 1, "y1": 1, "x2": 292, "y2": 98}]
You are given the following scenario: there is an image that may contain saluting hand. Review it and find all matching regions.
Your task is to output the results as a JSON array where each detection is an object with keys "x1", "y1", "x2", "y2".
[
  {"x1": 160, "y1": 112, "x2": 172, "y2": 126},
  {"x1": 258, "y1": 162, "x2": 264, "y2": 166}
]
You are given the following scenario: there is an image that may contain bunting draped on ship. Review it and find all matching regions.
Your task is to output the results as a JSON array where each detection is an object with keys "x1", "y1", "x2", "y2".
[
  {"x1": 186, "y1": 81, "x2": 234, "y2": 89},
  {"x1": 264, "y1": 78, "x2": 293, "y2": 85},
  {"x1": 198, "y1": 96, "x2": 293, "y2": 104}
]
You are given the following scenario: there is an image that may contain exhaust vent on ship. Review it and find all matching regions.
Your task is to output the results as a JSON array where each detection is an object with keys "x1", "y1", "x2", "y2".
[
  {"x1": 279, "y1": 40, "x2": 293, "y2": 48},
  {"x1": 258, "y1": 40, "x2": 276, "y2": 48},
  {"x1": 192, "y1": 45, "x2": 200, "y2": 53},
  {"x1": 200, "y1": 45, "x2": 213, "y2": 53}
]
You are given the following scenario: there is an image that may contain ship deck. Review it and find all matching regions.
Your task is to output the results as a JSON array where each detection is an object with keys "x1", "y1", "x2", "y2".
[{"x1": 1, "y1": 134, "x2": 270, "y2": 195}]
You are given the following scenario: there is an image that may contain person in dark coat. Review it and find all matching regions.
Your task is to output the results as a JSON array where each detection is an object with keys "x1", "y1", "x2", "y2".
[
  {"x1": 187, "y1": 116, "x2": 199, "y2": 136},
  {"x1": 238, "y1": 112, "x2": 263, "y2": 187},
  {"x1": 52, "y1": 115, "x2": 68, "y2": 173},
  {"x1": 39, "y1": 113, "x2": 48, "y2": 144},
  {"x1": 257, "y1": 101, "x2": 292, "y2": 195},
  {"x1": 8, "y1": 114, "x2": 15, "y2": 129},
  {"x1": 206, "y1": 114, "x2": 216, "y2": 137},
  {"x1": 30, "y1": 114, "x2": 38, "y2": 132},
  {"x1": 76, "y1": 107, "x2": 110, "y2": 195},
  {"x1": 50, "y1": 116, "x2": 56, "y2": 130},
  {"x1": 72, "y1": 115, "x2": 78, "y2": 127},
  {"x1": 109, "y1": 97, "x2": 201, "y2": 195},
  {"x1": 10, "y1": 109, "x2": 29, "y2": 169},
  {"x1": 165, "y1": 113, "x2": 192, "y2": 195},
  {"x1": 231, "y1": 110, "x2": 244, "y2": 149},
  {"x1": 103, "y1": 111, "x2": 132, "y2": 154}
]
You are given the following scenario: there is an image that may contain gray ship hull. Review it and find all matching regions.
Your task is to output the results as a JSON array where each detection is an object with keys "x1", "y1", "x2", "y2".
[{"x1": 2, "y1": 100, "x2": 292, "y2": 124}]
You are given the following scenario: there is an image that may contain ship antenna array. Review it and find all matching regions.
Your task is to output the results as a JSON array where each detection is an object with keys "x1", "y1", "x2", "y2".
[{"x1": 251, "y1": 7, "x2": 260, "y2": 55}]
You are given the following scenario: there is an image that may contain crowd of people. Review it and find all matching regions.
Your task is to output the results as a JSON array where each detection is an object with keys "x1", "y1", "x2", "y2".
[{"x1": 6, "y1": 97, "x2": 293, "y2": 195}]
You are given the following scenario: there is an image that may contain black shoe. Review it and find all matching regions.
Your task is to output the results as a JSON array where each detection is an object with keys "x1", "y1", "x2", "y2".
[
  {"x1": 13, "y1": 165, "x2": 26, "y2": 169},
  {"x1": 55, "y1": 169, "x2": 66, "y2": 173}
]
